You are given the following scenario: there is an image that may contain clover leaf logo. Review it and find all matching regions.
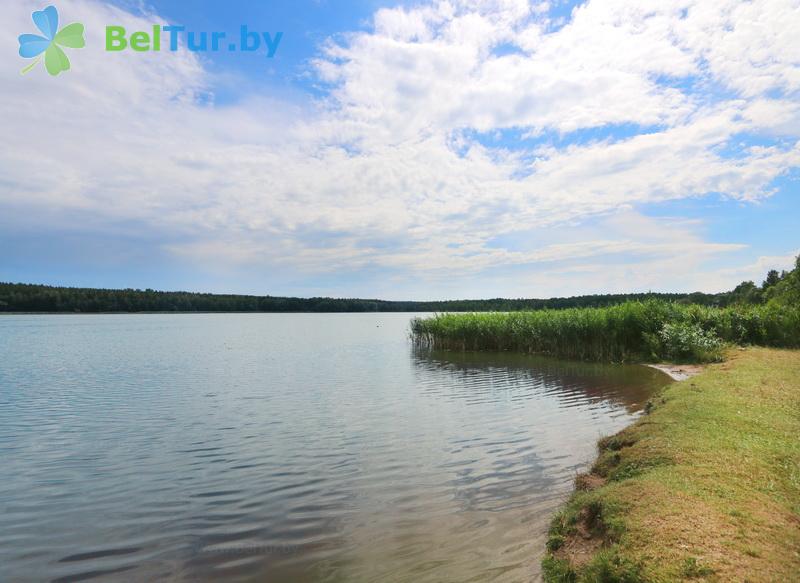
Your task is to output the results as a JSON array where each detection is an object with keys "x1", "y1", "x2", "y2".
[{"x1": 18, "y1": 5, "x2": 85, "y2": 76}]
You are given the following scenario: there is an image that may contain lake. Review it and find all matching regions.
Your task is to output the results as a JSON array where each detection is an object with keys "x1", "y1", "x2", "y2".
[{"x1": 0, "y1": 313, "x2": 669, "y2": 582}]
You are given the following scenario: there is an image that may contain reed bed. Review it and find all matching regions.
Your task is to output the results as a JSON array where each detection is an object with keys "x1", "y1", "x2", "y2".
[{"x1": 410, "y1": 300, "x2": 800, "y2": 363}]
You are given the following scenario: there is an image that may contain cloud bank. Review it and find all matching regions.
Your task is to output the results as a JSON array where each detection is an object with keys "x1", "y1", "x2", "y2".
[{"x1": 2, "y1": 0, "x2": 799, "y2": 298}]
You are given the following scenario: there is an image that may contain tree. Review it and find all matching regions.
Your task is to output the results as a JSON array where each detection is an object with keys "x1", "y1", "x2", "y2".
[
  {"x1": 762, "y1": 269, "x2": 781, "y2": 290},
  {"x1": 730, "y1": 281, "x2": 762, "y2": 305},
  {"x1": 765, "y1": 255, "x2": 800, "y2": 306}
]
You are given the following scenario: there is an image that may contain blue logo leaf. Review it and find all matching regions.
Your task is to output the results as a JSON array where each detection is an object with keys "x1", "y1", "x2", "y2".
[
  {"x1": 18, "y1": 34, "x2": 51, "y2": 58},
  {"x1": 32, "y1": 5, "x2": 58, "y2": 40}
]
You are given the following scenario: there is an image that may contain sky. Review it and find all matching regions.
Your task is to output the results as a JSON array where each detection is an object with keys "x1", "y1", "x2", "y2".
[{"x1": 2, "y1": 0, "x2": 799, "y2": 300}]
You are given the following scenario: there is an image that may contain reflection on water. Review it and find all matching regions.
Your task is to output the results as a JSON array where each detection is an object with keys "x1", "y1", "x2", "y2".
[
  {"x1": 0, "y1": 314, "x2": 670, "y2": 583},
  {"x1": 414, "y1": 350, "x2": 662, "y2": 413}
]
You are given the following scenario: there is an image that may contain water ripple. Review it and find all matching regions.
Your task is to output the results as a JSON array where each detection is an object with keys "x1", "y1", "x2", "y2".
[{"x1": 0, "y1": 313, "x2": 669, "y2": 583}]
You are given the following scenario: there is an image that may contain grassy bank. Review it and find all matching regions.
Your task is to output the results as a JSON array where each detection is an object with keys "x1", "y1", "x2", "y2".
[
  {"x1": 542, "y1": 348, "x2": 800, "y2": 582},
  {"x1": 411, "y1": 301, "x2": 800, "y2": 363}
]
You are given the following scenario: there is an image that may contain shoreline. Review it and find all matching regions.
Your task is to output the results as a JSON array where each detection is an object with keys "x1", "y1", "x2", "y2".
[
  {"x1": 643, "y1": 363, "x2": 704, "y2": 381},
  {"x1": 542, "y1": 347, "x2": 800, "y2": 582}
]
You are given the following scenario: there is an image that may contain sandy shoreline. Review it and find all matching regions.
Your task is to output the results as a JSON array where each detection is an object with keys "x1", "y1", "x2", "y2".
[{"x1": 644, "y1": 363, "x2": 704, "y2": 381}]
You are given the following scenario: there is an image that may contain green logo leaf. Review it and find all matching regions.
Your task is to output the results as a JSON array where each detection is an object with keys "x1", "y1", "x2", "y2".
[
  {"x1": 54, "y1": 23, "x2": 86, "y2": 48},
  {"x1": 45, "y1": 43, "x2": 71, "y2": 75}
]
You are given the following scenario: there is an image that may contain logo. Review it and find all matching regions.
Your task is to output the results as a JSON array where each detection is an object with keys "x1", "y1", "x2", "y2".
[
  {"x1": 104, "y1": 25, "x2": 282, "y2": 58},
  {"x1": 17, "y1": 5, "x2": 281, "y2": 78},
  {"x1": 18, "y1": 5, "x2": 85, "y2": 76}
]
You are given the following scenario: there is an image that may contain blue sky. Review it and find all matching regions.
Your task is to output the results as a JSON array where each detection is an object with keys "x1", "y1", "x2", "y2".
[
  {"x1": 2, "y1": 0, "x2": 799, "y2": 299},
  {"x1": 113, "y1": 0, "x2": 388, "y2": 101}
]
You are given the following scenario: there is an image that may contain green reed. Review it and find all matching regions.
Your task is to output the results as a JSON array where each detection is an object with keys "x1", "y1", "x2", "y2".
[{"x1": 410, "y1": 300, "x2": 800, "y2": 363}]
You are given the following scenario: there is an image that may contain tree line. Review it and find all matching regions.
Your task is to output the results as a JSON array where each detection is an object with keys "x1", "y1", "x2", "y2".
[{"x1": 1, "y1": 256, "x2": 797, "y2": 313}]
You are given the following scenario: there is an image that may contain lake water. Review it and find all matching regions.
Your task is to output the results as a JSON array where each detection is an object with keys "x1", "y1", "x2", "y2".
[{"x1": 0, "y1": 314, "x2": 669, "y2": 582}]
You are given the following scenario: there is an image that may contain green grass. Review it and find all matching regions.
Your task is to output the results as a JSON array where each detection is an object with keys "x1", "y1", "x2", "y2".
[
  {"x1": 411, "y1": 300, "x2": 800, "y2": 363},
  {"x1": 542, "y1": 348, "x2": 800, "y2": 582}
]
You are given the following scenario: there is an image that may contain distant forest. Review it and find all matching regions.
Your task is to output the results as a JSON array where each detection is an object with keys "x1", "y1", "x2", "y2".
[{"x1": 1, "y1": 259, "x2": 797, "y2": 313}]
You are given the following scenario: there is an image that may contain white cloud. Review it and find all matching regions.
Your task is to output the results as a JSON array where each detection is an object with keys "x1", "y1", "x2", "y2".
[
  {"x1": 676, "y1": 0, "x2": 800, "y2": 97},
  {"x1": 1, "y1": 0, "x2": 799, "y2": 296},
  {"x1": 712, "y1": 251, "x2": 800, "y2": 282}
]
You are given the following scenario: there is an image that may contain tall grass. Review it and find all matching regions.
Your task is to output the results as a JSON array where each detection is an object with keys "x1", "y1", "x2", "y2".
[{"x1": 410, "y1": 300, "x2": 800, "y2": 363}]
